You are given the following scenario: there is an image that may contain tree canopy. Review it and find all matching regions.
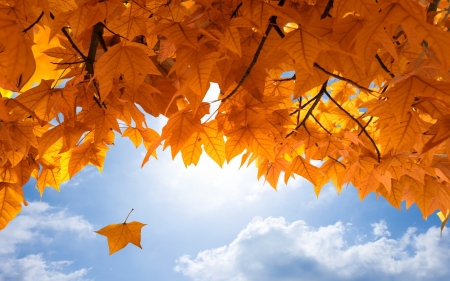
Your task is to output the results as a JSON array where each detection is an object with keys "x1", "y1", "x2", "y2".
[{"x1": 1, "y1": 0, "x2": 450, "y2": 248}]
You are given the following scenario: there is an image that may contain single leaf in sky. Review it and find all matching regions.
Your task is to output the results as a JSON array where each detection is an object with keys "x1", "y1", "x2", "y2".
[{"x1": 95, "y1": 209, "x2": 146, "y2": 255}]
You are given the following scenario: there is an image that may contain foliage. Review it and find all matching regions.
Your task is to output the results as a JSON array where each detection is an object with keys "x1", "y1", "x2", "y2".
[{"x1": 1, "y1": 0, "x2": 450, "y2": 248}]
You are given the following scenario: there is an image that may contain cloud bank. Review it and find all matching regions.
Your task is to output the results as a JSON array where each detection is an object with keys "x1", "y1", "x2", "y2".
[
  {"x1": 175, "y1": 217, "x2": 450, "y2": 281},
  {"x1": 0, "y1": 202, "x2": 93, "y2": 281}
]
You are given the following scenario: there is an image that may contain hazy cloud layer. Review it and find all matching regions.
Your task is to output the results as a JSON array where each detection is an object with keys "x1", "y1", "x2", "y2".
[
  {"x1": 175, "y1": 217, "x2": 450, "y2": 281},
  {"x1": 0, "y1": 202, "x2": 93, "y2": 281}
]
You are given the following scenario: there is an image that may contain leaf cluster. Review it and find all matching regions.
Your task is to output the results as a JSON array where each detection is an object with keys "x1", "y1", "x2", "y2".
[{"x1": 2, "y1": 0, "x2": 450, "y2": 235}]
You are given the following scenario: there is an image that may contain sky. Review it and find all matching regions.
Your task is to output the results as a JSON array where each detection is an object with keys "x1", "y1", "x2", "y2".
[{"x1": 1, "y1": 85, "x2": 450, "y2": 281}]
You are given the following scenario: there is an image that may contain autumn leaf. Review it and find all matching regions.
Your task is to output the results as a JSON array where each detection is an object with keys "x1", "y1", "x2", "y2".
[{"x1": 95, "y1": 209, "x2": 146, "y2": 255}]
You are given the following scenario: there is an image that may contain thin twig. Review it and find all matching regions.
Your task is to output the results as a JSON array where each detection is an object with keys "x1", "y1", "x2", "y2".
[
  {"x1": 230, "y1": 2, "x2": 242, "y2": 19},
  {"x1": 50, "y1": 13, "x2": 87, "y2": 61},
  {"x1": 328, "y1": 155, "x2": 346, "y2": 168},
  {"x1": 375, "y1": 54, "x2": 395, "y2": 78},
  {"x1": 221, "y1": 0, "x2": 286, "y2": 102},
  {"x1": 311, "y1": 114, "x2": 332, "y2": 135},
  {"x1": 290, "y1": 94, "x2": 321, "y2": 116},
  {"x1": 286, "y1": 82, "x2": 327, "y2": 138},
  {"x1": 321, "y1": 0, "x2": 334, "y2": 19},
  {"x1": 221, "y1": 27, "x2": 272, "y2": 102},
  {"x1": 314, "y1": 63, "x2": 373, "y2": 93},
  {"x1": 101, "y1": 23, "x2": 128, "y2": 40},
  {"x1": 358, "y1": 116, "x2": 373, "y2": 136},
  {"x1": 324, "y1": 90, "x2": 381, "y2": 162},
  {"x1": 273, "y1": 24, "x2": 285, "y2": 38},
  {"x1": 23, "y1": 11, "x2": 44, "y2": 33}
]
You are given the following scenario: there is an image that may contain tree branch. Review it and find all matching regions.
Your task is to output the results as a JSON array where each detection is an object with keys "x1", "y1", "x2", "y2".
[
  {"x1": 23, "y1": 11, "x2": 44, "y2": 33},
  {"x1": 358, "y1": 116, "x2": 373, "y2": 136},
  {"x1": 289, "y1": 92, "x2": 320, "y2": 116},
  {"x1": 49, "y1": 13, "x2": 87, "y2": 61},
  {"x1": 221, "y1": 0, "x2": 286, "y2": 102},
  {"x1": 272, "y1": 24, "x2": 285, "y2": 38},
  {"x1": 321, "y1": 0, "x2": 334, "y2": 19},
  {"x1": 101, "y1": 23, "x2": 128, "y2": 41},
  {"x1": 313, "y1": 62, "x2": 373, "y2": 93},
  {"x1": 230, "y1": 2, "x2": 242, "y2": 19},
  {"x1": 427, "y1": 0, "x2": 440, "y2": 13},
  {"x1": 86, "y1": 23, "x2": 104, "y2": 76},
  {"x1": 286, "y1": 81, "x2": 327, "y2": 138},
  {"x1": 324, "y1": 90, "x2": 381, "y2": 162}
]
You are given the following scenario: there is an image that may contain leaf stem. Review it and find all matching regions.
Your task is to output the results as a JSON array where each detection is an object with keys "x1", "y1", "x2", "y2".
[{"x1": 124, "y1": 208, "x2": 134, "y2": 223}]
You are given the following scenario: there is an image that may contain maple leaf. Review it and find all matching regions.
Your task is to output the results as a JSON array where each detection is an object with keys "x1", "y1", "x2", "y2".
[{"x1": 95, "y1": 209, "x2": 146, "y2": 255}]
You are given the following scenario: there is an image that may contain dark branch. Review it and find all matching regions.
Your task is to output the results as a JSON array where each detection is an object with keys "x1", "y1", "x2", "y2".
[
  {"x1": 313, "y1": 63, "x2": 373, "y2": 93},
  {"x1": 84, "y1": 23, "x2": 106, "y2": 108},
  {"x1": 286, "y1": 82, "x2": 327, "y2": 138},
  {"x1": 328, "y1": 155, "x2": 346, "y2": 168},
  {"x1": 358, "y1": 116, "x2": 373, "y2": 137},
  {"x1": 289, "y1": 93, "x2": 321, "y2": 116},
  {"x1": 101, "y1": 23, "x2": 128, "y2": 41},
  {"x1": 230, "y1": 2, "x2": 242, "y2": 19},
  {"x1": 324, "y1": 90, "x2": 381, "y2": 162},
  {"x1": 272, "y1": 24, "x2": 285, "y2": 38},
  {"x1": 221, "y1": 0, "x2": 286, "y2": 102},
  {"x1": 321, "y1": 0, "x2": 334, "y2": 19},
  {"x1": 23, "y1": 11, "x2": 44, "y2": 33},
  {"x1": 375, "y1": 54, "x2": 395, "y2": 78},
  {"x1": 311, "y1": 114, "x2": 332, "y2": 135},
  {"x1": 50, "y1": 13, "x2": 87, "y2": 61},
  {"x1": 85, "y1": 23, "x2": 104, "y2": 76}
]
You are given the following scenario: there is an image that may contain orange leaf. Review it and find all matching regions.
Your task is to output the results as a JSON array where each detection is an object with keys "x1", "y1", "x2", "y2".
[{"x1": 96, "y1": 221, "x2": 146, "y2": 255}]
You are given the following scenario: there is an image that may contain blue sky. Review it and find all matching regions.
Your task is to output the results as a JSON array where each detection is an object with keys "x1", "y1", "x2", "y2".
[{"x1": 1, "y1": 85, "x2": 450, "y2": 281}]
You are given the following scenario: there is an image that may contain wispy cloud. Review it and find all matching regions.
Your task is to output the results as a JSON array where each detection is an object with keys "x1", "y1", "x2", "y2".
[
  {"x1": 175, "y1": 217, "x2": 450, "y2": 281},
  {"x1": 371, "y1": 220, "x2": 391, "y2": 238},
  {"x1": 0, "y1": 202, "x2": 94, "y2": 281}
]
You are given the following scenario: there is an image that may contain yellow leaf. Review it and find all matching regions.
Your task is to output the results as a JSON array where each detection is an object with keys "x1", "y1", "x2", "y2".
[
  {"x1": 95, "y1": 210, "x2": 146, "y2": 255},
  {"x1": 94, "y1": 42, "x2": 160, "y2": 100},
  {"x1": 0, "y1": 183, "x2": 24, "y2": 230},
  {"x1": 0, "y1": 13, "x2": 36, "y2": 89}
]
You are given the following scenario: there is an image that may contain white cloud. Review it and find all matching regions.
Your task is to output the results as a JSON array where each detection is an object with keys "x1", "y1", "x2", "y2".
[
  {"x1": 0, "y1": 202, "x2": 93, "y2": 281},
  {"x1": 371, "y1": 220, "x2": 391, "y2": 238},
  {"x1": 175, "y1": 217, "x2": 450, "y2": 281},
  {"x1": 0, "y1": 254, "x2": 90, "y2": 281}
]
